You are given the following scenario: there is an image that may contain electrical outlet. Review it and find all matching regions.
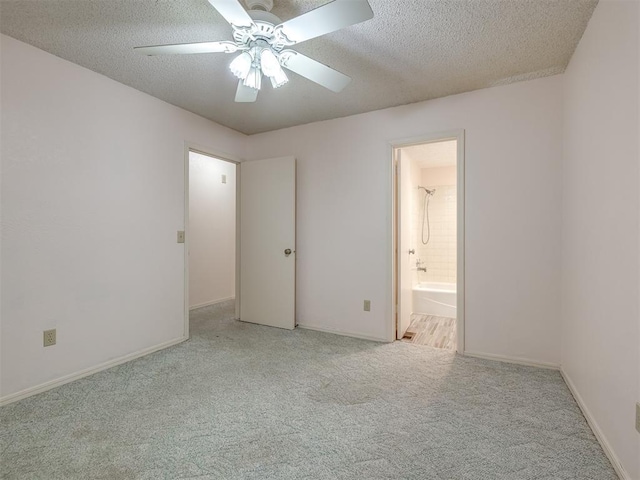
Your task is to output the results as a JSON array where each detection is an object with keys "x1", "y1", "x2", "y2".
[
  {"x1": 177, "y1": 231, "x2": 185, "y2": 243},
  {"x1": 636, "y1": 402, "x2": 640, "y2": 434},
  {"x1": 43, "y1": 329, "x2": 56, "y2": 347},
  {"x1": 363, "y1": 300, "x2": 371, "y2": 312}
]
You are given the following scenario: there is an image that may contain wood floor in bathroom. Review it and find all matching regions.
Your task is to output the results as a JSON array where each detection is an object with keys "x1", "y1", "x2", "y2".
[{"x1": 402, "y1": 314, "x2": 456, "y2": 350}]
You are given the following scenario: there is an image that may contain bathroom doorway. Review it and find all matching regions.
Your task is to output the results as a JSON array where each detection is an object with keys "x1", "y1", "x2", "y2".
[{"x1": 391, "y1": 131, "x2": 465, "y2": 353}]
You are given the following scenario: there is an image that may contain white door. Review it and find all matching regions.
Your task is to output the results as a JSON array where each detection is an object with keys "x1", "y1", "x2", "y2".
[
  {"x1": 397, "y1": 149, "x2": 413, "y2": 339},
  {"x1": 240, "y1": 156, "x2": 296, "y2": 329}
]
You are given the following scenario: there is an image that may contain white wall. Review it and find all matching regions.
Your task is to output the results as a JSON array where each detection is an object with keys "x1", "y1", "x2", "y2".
[
  {"x1": 0, "y1": 35, "x2": 246, "y2": 400},
  {"x1": 561, "y1": 0, "x2": 640, "y2": 478},
  {"x1": 188, "y1": 152, "x2": 236, "y2": 309},
  {"x1": 421, "y1": 166, "x2": 457, "y2": 186},
  {"x1": 245, "y1": 75, "x2": 563, "y2": 366}
]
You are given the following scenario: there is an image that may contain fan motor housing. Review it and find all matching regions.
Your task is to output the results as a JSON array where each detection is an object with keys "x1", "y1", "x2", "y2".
[
  {"x1": 245, "y1": 0, "x2": 273, "y2": 12},
  {"x1": 247, "y1": 10, "x2": 281, "y2": 26}
]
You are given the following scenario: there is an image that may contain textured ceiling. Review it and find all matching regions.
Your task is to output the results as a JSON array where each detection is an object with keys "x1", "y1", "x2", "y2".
[
  {"x1": 404, "y1": 140, "x2": 457, "y2": 169},
  {"x1": 0, "y1": 0, "x2": 597, "y2": 134}
]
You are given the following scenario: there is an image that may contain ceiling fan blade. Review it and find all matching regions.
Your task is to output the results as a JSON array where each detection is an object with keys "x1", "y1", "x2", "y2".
[
  {"x1": 281, "y1": 51, "x2": 351, "y2": 93},
  {"x1": 134, "y1": 41, "x2": 238, "y2": 56},
  {"x1": 277, "y1": 0, "x2": 373, "y2": 45},
  {"x1": 235, "y1": 81, "x2": 258, "y2": 102},
  {"x1": 207, "y1": 0, "x2": 255, "y2": 29}
]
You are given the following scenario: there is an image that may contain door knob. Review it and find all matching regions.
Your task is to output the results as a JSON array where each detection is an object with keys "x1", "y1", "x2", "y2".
[
  {"x1": 409, "y1": 249, "x2": 415, "y2": 255},
  {"x1": 284, "y1": 248, "x2": 292, "y2": 257}
]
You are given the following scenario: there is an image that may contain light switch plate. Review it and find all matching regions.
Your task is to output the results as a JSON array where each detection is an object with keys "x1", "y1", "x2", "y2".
[
  {"x1": 636, "y1": 402, "x2": 640, "y2": 434},
  {"x1": 221, "y1": 174, "x2": 227, "y2": 184},
  {"x1": 364, "y1": 300, "x2": 371, "y2": 312},
  {"x1": 177, "y1": 231, "x2": 185, "y2": 243}
]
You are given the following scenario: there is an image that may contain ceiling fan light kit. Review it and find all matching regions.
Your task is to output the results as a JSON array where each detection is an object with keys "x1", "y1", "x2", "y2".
[{"x1": 134, "y1": 0, "x2": 374, "y2": 103}]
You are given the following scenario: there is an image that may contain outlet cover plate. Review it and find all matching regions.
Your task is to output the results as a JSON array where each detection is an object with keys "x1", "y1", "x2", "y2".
[{"x1": 43, "y1": 329, "x2": 56, "y2": 347}]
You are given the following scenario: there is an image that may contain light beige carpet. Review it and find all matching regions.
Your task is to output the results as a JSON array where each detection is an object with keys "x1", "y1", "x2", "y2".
[{"x1": 0, "y1": 301, "x2": 617, "y2": 479}]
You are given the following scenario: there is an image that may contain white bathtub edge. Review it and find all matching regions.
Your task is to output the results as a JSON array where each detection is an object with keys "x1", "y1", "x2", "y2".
[{"x1": 413, "y1": 283, "x2": 457, "y2": 293}]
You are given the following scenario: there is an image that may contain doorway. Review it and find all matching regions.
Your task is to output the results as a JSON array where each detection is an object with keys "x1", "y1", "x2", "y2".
[
  {"x1": 184, "y1": 148, "x2": 297, "y2": 338},
  {"x1": 391, "y1": 131, "x2": 465, "y2": 353},
  {"x1": 184, "y1": 147, "x2": 240, "y2": 338}
]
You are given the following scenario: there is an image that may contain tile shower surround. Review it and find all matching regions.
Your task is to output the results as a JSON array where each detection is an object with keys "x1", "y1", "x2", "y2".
[{"x1": 412, "y1": 185, "x2": 457, "y2": 284}]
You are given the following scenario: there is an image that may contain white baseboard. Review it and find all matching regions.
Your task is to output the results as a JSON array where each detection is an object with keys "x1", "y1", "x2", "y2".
[
  {"x1": 297, "y1": 324, "x2": 388, "y2": 343},
  {"x1": 463, "y1": 351, "x2": 560, "y2": 370},
  {"x1": 560, "y1": 369, "x2": 629, "y2": 480},
  {"x1": 0, "y1": 336, "x2": 187, "y2": 407},
  {"x1": 189, "y1": 296, "x2": 235, "y2": 311}
]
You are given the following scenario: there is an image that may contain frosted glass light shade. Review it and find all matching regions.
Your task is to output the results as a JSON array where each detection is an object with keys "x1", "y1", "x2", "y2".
[
  {"x1": 270, "y1": 68, "x2": 289, "y2": 88},
  {"x1": 260, "y1": 49, "x2": 280, "y2": 77},
  {"x1": 260, "y1": 49, "x2": 288, "y2": 88},
  {"x1": 229, "y1": 52, "x2": 252, "y2": 80},
  {"x1": 243, "y1": 66, "x2": 262, "y2": 90}
]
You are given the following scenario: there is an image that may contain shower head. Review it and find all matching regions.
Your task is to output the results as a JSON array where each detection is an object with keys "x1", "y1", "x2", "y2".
[{"x1": 418, "y1": 186, "x2": 436, "y2": 196}]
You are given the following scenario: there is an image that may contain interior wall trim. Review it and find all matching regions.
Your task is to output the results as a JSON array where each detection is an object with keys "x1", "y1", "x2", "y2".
[
  {"x1": 0, "y1": 336, "x2": 187, "y2": 407},
  {"x1": 560, "y1": 369, "x2": 629, "y2": 480},
  {"x1": 189, "y1": 296, "x2": 236, "y2": 311},
  {"x1": 463, "y1": 351, "x2": 560, "y2": 370},
  {"x1": 297, "y1": 324, "x2": 387, "y2": 343}
]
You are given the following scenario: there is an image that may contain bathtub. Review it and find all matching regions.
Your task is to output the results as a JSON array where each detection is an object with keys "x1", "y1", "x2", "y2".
[{"x1": 413, "y1": 282, "x2": 457, "y2": 318}]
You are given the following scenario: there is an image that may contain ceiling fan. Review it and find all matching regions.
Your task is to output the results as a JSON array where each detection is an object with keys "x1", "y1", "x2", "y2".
[{"x1": 135, "y1": 0, "x2": 374, "y2": 103}]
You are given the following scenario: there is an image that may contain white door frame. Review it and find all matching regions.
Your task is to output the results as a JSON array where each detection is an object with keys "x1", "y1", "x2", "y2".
[
  {"x1": 388, "y1": 130, "x2": 466, "y2": 354},
  {"x1": 183, "y1": 142, "x2": 242, "y2": 339}
]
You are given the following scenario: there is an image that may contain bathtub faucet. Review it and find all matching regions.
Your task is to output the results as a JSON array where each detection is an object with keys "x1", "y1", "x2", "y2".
[{"x1": 416, "y1": 259, "x2": 427, "y2": 272}]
